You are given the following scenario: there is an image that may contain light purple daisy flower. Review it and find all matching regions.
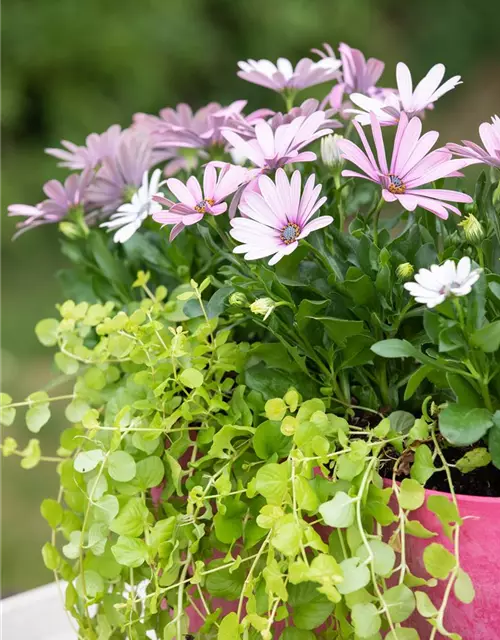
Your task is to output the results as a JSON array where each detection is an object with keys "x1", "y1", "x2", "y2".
[
  {"x1": 86, "y1": 130, "x2": 155, "y2": 213},
  {"x1": 45, "y1": 125, "x2": 122, "y2": 170},
  {"x1": 8, "y1": 169, "x2": 93, "y2": 236},
  {"x1": 348, "y1": 62, "x2": 462, "y2": 126},
  {"x1": 447, "y1": 115, "x2": 500, "y2": 169},
  {"x1": 230, "y1": 168, "x2": 332, "y2": 266},
  {"x1": 338, "y1": 112, "x2": 473, "y2": 219},
  {"x1": 237, "y1": 55, "x2": 341, "y2": 93},
  {"x1": 222, "y1": 112, "x2": 332, "y2": 172},
  {"x1": 152, "y1": 163, "x2": 249, "y2": 240}
]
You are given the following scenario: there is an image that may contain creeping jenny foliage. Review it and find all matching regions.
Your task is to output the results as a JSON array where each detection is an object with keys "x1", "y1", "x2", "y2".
[{"x1": 2, "y1": 278, "x2": 474, "y2": 639}]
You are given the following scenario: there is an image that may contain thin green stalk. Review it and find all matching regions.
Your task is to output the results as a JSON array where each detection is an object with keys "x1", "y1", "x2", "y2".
[{"x1": 371, "y1": 197, "x2": 385, "y2": 246}]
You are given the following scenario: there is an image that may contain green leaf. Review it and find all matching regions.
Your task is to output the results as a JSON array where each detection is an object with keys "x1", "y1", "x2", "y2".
[
  {"x1": 454, "y1": 568, "x2": 475, "y2": 604},
  {"x1": 41, "y1": 498, "x2": 63, "y2": 529},
  {"x1": 94, "y1": 494, "x2": 120, "y2": 523},
  {"x1": 263, "y1": 558, "x2": 289, "y2": 601},
  {"x1": 416, "y1": 590, "x2": 438, "y2": 617},
  {"x1": 265, "y1": 398, "x2": 287, "y2": 421},
  {"x1": 279, "y1": 629, "x2": 316, "y2": 640},
  {"x1": 108, "y1": 451, "x2": 136, "y2": 482},
  {"x1": 319, "y1": 492, "x2": 355, "y2": 528},
  {"x1": 135, "y1": 456, "x2": 165, "y2": 490},
  {"x1": 54, "y1": 352, "x2": 79, "y2": 375},
  {"x1": 218, "y1": 612, "x2": 241, "y2": 640},
  {"x1": 179, "y1": 367, "x2": 204, "y2": 389},
  {"x1": 109, "y1": 497, "x2": 149, "y2": 537},
  {"x1": 205, "y1": 559, "x2": 245, "y2": 599},
  {"x1": 214, "y1": 500, "x2": 246, "y2": 544},
  {"x1": 355, "y1": 540, "x2": 395, "y2": 577},
  {"x1": 35, "y1": 318, "x2": 59, "y2": 346},
  {"x1": 272, "y1": 519, "x2": 302, "y2": 557},
  {"x1": 42, "y1": 542, "x2": 61, "y2": 571},
  {"x1": 26, "y1": 403, "x2": 51, "y2": 433},
  {"x1": 150, "y1": 517, "x2": 175, "y2": 556},
  {"x1": 255, "y1": 463, "x2": 289, "y2": 505},
  {"x1": 489, "y1": 414, "x2": 500, "y2": 469},
  {"x1": 446, "y1": 373, "x2": 481, "y2": 406},
  {"x1": 439, "y1": 404, "x2": 493, "y2": 446},
  {"x1": 371, "y1": 339, "x2": 418, "y2": 359},
  {"x1": 383, "y1": 583, "x2": 415, "y2": 623},
  {"x1": 74, "y1": 570, "x2": 104, "y2": 598},
  {"x1": 351, "y1": 603, "x2": 381, "y2": 638},
  {"x1": 295, "y1": 476, "x2": 319, "y2": 512},
  {"x1": 404, "y1": 365, "x2": 432, "y2": 400},
  {"x1": 21, "y1": 439, "x2": 41, "y2": 469},
  {"x1": 406, "y1": 520, "x2": 438, "y2": 539},
  {"x1": 337, "y1": 558, "x2": 370, "y2": 595},
  {"x1": 165, "y1": 452, "x2": 182, "y2": 495},
  {"x1": 111, "y1": 536, "x2": 148, "y2": 568},
  {"x1": 288, "y1": 582, "x2": 334, "y2": 630},
  {"x1": 74, "y1": 449, "x2": 104, "y2": 474},
  {"x1": 456, "y1": 447, "x2": 491, "y2": 473},
  {"x1": 423, "y1": 543, "x2": 456, "y2": 579},
  {"x1": 398, "y1": 479, "x2": 425, "y2": 510},
  {"x1": 411, "y1": 444, "x2": 437, "y2": 485},
  {"x1": 0, "y1": 393, "x2": 15, "y2": 426},
  {"x1": 253, "y1": 420, "x2": 292, "y2": 460},
  {"x1": 471, "y1": 320, "x2": 500, "y2": 352},
  {"x1": 389, "y1": 411, "x2": 415, "y2": 434},
  {"x1": 311, "y1": 317, "x2": 365, "y2": 345}
]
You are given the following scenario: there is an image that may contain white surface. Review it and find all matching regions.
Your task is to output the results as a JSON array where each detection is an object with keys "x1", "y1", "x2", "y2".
[{"x1": 1, "y1": 582, "x2": 76, "y2": 640}]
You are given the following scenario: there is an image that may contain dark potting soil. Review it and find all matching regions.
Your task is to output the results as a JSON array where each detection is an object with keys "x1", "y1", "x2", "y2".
[{"x1": 380, "y1": 440, "x2": 500, "y2": 498}]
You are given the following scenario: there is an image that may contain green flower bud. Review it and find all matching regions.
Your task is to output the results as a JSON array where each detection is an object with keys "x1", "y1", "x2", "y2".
[
  {"x1": 459, "y1": 214, "x2": 484, "y2": 244},
  {"x1": 320, "y1": 134, "x2": 344, "y2": 169},
  {"x1": 396, "y1": 262, "x2": 414, "y2": 280},
  {"x1": 250, "y1": 297, "x2": 275, "y2": 321},
  {"x1": 229, "y1": 292, "x2": 249, "y2": 307}
]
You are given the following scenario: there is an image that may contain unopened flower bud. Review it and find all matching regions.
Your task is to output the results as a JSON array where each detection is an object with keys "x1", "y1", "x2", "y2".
[
  {"x1": 59, "y1": 221, "x2": 81, "y2": 239},
  {"x1": 229, "y1": 292, "x2": 248, "y2": 307},
  {"x1": 459, "y1": 214, "x2": 484, "y2": 244},
  {"x1": 396, "y1": 262, "x2": 414, "y2": 280},
  {"x1": 321, "y1": 134, "x2": 344, "y2": 169},
  {"x1": 250, "y1": 297, "x2": 275, "y2": 321}
]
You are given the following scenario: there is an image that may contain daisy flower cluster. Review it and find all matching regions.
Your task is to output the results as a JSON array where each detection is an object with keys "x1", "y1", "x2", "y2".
[{"x1": 8, "y1": 41, "x2": 498, "y2": 301}]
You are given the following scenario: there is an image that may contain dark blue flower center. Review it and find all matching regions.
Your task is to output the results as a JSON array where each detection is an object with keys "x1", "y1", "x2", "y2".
[
  {"x1": 195, "y1": 198, "x2": 215, "y2": 213},
  {"x1": 280, "y1": 223, "x2": 300, "y2": 244},
  {"x1": 388, "y1": 175, "x2": 406, "y2": 194}
]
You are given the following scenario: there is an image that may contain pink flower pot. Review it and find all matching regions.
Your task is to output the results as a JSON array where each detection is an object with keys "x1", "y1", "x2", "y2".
[{"x1": 386, "y1": 482, "x2": 500, "y2": 639}]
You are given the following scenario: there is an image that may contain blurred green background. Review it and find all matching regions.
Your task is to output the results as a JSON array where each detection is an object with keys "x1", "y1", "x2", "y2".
[{"x1": 2, "y1": 0, "x2": 500, "y2": 595}]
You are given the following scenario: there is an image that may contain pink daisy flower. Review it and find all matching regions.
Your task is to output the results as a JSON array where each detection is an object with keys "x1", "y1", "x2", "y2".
[
  {"x1": 224, "y1": 99, "x2": 340, "y2": 141},
  {"x1": 45, "y1": 125, "x2": 122, "y2": 170},
  {"x1": 230, "y1": 168, "x2": 332, "y2": 266},
  {"x1": 348, "y1": 62, "x2": 462, "y2": 126},
  {"x1": 338, "y1": 112, "x2": 473, "y2": 219},
  {"x1": 314, "y1": 42, "x2": 384, "y2": 96},
  {"x1": 222, "y1": 112, "x2": 332, "y2": 172},
  {"x1": 447, "y1": 115, "x2": 500, "y2": 169},
  {"x1": 8, "y1": 169, "x2": 93, "y2": 236},
  {"x1": 152, "y1": 163, "x2": 248, "y2": 240},
  {"x1": 237, "y1": 56, "x2": 341, "y2": 93},
  {"x1": 86, "y1": 130, "x2": 155, "y2": 212}
]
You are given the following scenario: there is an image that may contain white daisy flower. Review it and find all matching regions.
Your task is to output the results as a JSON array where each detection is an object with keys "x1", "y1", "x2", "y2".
[
  {"x1": 404, "y1": 257, "x2": 482, "y2": 308},
  {"x1": 101, "y1": 169, "x2": 163, "y2": 243}
]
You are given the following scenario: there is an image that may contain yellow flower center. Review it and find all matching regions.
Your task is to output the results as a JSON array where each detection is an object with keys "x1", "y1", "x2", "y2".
[
  {"x1": 194, "y1": 198, "x2": 215, "y2": 213},
  {"x1": 388, "y1": 175, "x2": 406, "y2": 195}
]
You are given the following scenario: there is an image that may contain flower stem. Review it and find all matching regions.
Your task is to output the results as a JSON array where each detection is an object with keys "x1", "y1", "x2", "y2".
[
  {"x1": 371, "y1": 197, "x2": 385, "y2": 246},
  {"x1": 334, "y1": 173, "x2": 345, "y2": 232}
]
